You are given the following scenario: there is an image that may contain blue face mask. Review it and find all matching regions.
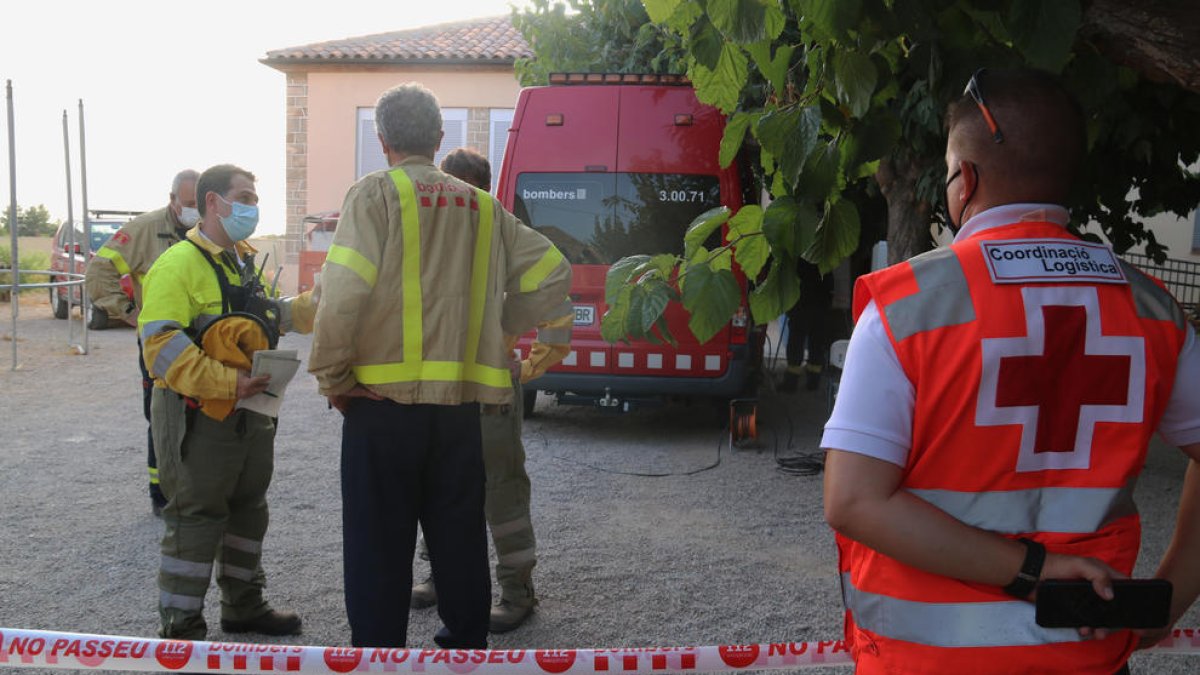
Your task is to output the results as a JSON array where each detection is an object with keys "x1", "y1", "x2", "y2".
[{"x1": 217, "y1": 194, "x2": 259, "y2": 242}]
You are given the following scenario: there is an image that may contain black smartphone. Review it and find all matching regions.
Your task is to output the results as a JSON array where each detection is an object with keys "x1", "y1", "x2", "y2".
[{"x1": 1035, "y1": 579, "x2": 1172, "y2": 629}]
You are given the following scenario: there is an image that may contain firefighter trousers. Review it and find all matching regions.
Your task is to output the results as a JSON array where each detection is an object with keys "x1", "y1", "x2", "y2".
[
  {"x1": 151, "y1": 388, "x2": 274, "y2": 639},
  {"x1": 138, "y1": 337, "x2": 166, "y2": 507},
  {"x1": 416, "y1": 380, "x2": 537, "y2": 606},
  {"x1": 341, "y1": 398, "x2": 490, "y2": 649}
]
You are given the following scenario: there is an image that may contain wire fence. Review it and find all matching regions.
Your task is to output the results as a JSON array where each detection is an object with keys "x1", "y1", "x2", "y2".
[{"x1": 1124, "y1": 252, "x2": 1200, "y2": 320}]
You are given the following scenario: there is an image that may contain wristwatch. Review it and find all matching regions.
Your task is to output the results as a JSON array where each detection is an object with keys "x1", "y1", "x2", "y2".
[{"x1": 1002, "y1": 538, "x2": 1046, "y2": 598}]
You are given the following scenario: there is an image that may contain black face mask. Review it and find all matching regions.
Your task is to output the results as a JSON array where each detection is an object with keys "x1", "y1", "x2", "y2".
[{"x1": 943, "y1": 164, "x2": 977, "y2": 234}]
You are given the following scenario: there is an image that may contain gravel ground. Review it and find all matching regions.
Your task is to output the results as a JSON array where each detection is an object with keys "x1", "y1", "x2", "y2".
[{"x1": 1, "y1": 298, "x2": 1198, "y2": 674}]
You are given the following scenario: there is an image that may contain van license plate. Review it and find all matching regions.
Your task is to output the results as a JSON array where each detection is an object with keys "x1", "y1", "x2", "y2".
[{"x1": 574, "y1": 305, "x2": 595, "y2": 326}]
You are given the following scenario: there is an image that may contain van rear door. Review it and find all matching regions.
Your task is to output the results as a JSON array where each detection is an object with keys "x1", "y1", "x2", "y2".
[{"x1": 505, "y1": 86, "x2": 620, "y2": 376}]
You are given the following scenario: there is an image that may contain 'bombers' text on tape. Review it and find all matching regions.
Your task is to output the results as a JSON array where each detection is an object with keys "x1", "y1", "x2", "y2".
[{"x1": 2, "y1": 627, "x2": 1200, "y2": 673}]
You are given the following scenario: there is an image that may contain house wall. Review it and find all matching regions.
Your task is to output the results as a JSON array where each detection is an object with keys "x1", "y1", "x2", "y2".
[{"x1": 281, "y1": 65, "x2": 522, "y2": 267}]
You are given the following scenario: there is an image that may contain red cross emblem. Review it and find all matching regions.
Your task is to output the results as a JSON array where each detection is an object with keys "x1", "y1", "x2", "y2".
[{"x1": 977, "y1": 287, "x2": 1144, "y2": 472}]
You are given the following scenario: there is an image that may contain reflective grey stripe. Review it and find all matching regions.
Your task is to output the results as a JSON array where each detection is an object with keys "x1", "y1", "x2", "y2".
[
  {"x1": 217, "y1": 562, "x2": 257, "y2": 582},
  {"x1": 160, "y1": 556, "x2": 213, "y2": 579},
  {"x1": 490, "y1": 516, "x2": 533, "y2": 538},
  {"x1": 536, "y1": 326, "x2": 572, "y2": 344},
  {"x1": 160, "y1": 590, "x2": 204, "y2": 611},
  {"x1": 152, "y1": 332, "x2": 195, "y2": 378},
  {"x1": 497, "y1": 547, "x2": 537, "y2": 567},
  {"x1": 223, "y1": 533, "x2": 262, "y2": 554},
  {"x1": 139, "y1": 319, "x2": 183, "y2": 342},
  {"x1": 909, "y1": 482, "x2": 1137, "y2": 534},
  {"x1": 842, "y1": 574, "x2": 1082, "y2": 648},
  {"x1": 883, "y1": 248, "x2": 976, "y2": 341},
  {"x1": 1120, "y1": 261, "x2": 1185, "y2": 329}
]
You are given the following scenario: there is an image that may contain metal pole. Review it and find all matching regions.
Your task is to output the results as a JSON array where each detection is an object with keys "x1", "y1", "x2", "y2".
[
  {"x1": 7, "y1": 80, "x2": 18, "y2": 370},
  {"x1": 63, "y1": 109, "x2": 78, "y2": 350},
  {"x1": 77, "y1": 99, "x2": 89, "y2": 354}
]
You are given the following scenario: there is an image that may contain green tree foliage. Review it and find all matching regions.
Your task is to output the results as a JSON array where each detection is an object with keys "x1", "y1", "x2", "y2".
[
  {"x1": 1, "y1": 204, "x2": 60, "y2": 237},
  {"x1": 511, "y1": 0, "x2": 687, "y2": 85},
  {"x1": 518, "y1": 0, "x2": 1200, "y2": 344}
]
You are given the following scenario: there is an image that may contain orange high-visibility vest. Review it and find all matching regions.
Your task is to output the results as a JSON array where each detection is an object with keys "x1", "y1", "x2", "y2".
[{"x1": 839, "y1": 221, "x2": 1188, "y2": 674}]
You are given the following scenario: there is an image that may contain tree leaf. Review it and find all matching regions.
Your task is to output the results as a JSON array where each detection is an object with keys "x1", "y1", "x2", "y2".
[
  {"x1": 749, "y1": 257, "x2": 801, "y2": 325},
  {"x1": 600, "y1": 283, "x2": 634, "y2": 344},
  {"x1": 756, "y1": 105, "x2": 821, "y2": 186},
  {"x1": 707, "y1": 0, "x2": 786, "y2": 44},
  {"x1": 804, "y1": 197, "x2": 860, "y2": 274},
  {"x1": 605, "y1": 254, "x2": 651, "y2": 304},
  {"x1": 1009, "y1": 0, "x2": 1081, "y2": 73},
  {"x1": 640, "y1": 279, "x2": 673, "y2": 332},
  {"x1": 683, "y1": 206, "x2": 731, "y2": 259},
  {"x1": 832, "y1": 50, "x2": 877, "y2": 118},
  {"x1": 728, "y1": 204, "x2": 768, "y2": 279},
  {"x1": 643, "y1": 0, "x2": 682, "y2": 24},
  {"x1": 762, "y1": 196, "x2": 819, "y2": 258},
  {"x1": 720, "y1": 111, "x2": 757, "y2": 168},
  {"x1": 798, "y1": 141, "x2": 841, "y2": 202},
  {"x1": 681, "y1": 263, "x2": 742, "y2": 344},
  {"x1": 689, "y1": 42, "x2": 749, "y2": 113},
  {"x1": 790, "y1": 0, "x2": 862, "y2": 43},
  {"x1": 746, "y1": 41, "x2": 795, "y2": 100}
]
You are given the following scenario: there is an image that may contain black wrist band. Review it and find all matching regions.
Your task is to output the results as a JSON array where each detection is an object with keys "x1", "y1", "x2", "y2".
[{"x1": 1002, "y1": 538, "x2": 1046, "y2": 598}]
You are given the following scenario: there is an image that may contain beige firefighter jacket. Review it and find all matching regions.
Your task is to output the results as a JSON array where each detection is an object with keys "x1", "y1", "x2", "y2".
[
  {"x1": 86, "y1": 206, "x2": 186, "y2": 321},
  {"x1": 309, "y1": 157, "x2": 573, "y2": 406}
]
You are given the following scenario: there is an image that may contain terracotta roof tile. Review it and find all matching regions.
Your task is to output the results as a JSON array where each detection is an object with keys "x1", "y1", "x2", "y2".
[{"x1": 263, "y1": 15, "x2": 531, "y2": 65}]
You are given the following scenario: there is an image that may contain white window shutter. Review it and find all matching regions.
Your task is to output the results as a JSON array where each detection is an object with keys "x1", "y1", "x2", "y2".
[
  {"x1": 356, "y1": 109, "x2": 387, "y2": 179},
  {"x1": 434, "y1": 108, "x2": 469, "y2": 169},
  {"x1": 489, "y1": 109, "x2": 515, "y2": 191}
]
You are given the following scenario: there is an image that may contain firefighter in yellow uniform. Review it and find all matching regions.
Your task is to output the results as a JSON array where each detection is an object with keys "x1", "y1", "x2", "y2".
[
  {"x1": 308, "y1": 84, "x2": 572, "y2": 649},
  {"x1": 409, "y1": 148, "x2": 573, "y2": 633},
  {"x1": 85, "y1": 169, "x2": 199, "y2": 515},
  {"x1": 139, "y1": 164, "x2": 315, "y2": 641}
]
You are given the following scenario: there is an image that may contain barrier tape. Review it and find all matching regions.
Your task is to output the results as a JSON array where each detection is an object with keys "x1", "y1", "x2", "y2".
[{"x1": 2, "y1": 627, "x2": 1200, "y2": 674}]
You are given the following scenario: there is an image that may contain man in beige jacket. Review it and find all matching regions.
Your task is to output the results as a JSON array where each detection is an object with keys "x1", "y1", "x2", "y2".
[
  {"x1": 308, "y1": 83, "x2": 571, "y2": 650},
  {"x1": 86, "y1": 169, "x2": 199, "y2": 516}
]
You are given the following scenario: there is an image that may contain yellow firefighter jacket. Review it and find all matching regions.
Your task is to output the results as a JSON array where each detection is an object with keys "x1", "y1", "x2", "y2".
[
  {"x1": 308, "y1": 157, "x2": 573, "y2": 406},
  {"x1": 138, "y1": 228, "x2": 315, "y2": 409},
  {"x1": 86, "y1": 206, "x2": 186, "y2": 321}
]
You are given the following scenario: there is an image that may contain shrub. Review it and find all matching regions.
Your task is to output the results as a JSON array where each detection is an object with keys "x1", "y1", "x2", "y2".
[{"x1": 0, "y1": 246, "x2": 50, "y2": 301}]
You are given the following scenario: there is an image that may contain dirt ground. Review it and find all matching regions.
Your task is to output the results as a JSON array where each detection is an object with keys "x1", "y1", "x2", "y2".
[{"x1": 1, "y1": 295, "x2": 1198, "y2": 674}]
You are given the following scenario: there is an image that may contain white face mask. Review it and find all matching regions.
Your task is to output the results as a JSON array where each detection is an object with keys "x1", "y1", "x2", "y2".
[{"x1": 178, "y1": 206, "x2": 201, "y2": 227}]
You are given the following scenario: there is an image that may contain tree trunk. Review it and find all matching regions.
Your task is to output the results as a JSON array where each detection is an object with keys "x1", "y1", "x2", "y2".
[
  {"x1": 1081, "y1": 0, "x2": 1200, "y2": 94},
  {"x1": 876, "y1": 157, "x2": 934, "y2": 265}
]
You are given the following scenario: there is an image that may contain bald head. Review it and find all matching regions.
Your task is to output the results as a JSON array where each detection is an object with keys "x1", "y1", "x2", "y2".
[{"x1": 946, "y1": 68, "x2": 1085, "y2": 205}]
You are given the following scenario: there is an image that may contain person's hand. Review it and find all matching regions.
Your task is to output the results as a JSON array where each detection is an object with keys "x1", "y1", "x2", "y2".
[
  {"x1": 1039, "y1": 552, "x2": 1128, "y2": 640},
  {"x1": 236, "y1": 371, "x2": 271, "y2": 399},
  {"x1": 123, "y1": 307, "x2": 139, "y2": 327},
  {"x1": 328, "y1": 384, "x2": 384, "y2": 413}
]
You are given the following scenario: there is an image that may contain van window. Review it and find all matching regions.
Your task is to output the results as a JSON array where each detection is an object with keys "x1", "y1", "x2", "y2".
[{"x1": 514, "y1": 173, "x2": 720, "y2": 265}]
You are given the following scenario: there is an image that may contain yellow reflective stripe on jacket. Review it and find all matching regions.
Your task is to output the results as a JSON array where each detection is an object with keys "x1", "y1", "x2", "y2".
[
  {"x1": 96, "y1": 246, "x2": 131, "y2": 277},
  {"x1": 465, "y1": 188, "x2": 493, "y2": 368},
  {"x1": 520, "y1": 246, "x2": 565, "y2": 293},
  {"x1": 391, "y1": 168, "x2": 424, "y2": 365},
  {"x1": 353, "y1": 360, "x2": 511, "y2": 388},
  {"x1": 326, "y1": 244, "x2": 378, "y2": 288}
]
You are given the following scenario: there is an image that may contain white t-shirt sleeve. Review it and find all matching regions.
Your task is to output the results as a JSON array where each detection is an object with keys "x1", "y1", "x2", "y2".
[
  {"x1": 1157, "y1": 328, "x2": 1200, "y2": 447},
  {"x1": 820, "y1": 301, "x2": 914, "y2": 467}
]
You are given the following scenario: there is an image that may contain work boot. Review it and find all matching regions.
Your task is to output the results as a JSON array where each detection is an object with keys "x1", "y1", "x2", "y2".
[
  {"x1": 152, "y1": 502, "x2": 164, "y2": 518},
  {"x1": 778, "y1": 370, "x2": 800, "y2": 393},
  {"x1": 411, "y1": 577, "x2": 437, "y2": 609},
  {"x1": 220, "y1": 609, "x2": 303, "y2": 636},
  {"x1": 805, "y1": 366, "x2": 822, "y2": 391},
  {"x1": 489, "y1": 598, "x2": 535, "y2": 633}
]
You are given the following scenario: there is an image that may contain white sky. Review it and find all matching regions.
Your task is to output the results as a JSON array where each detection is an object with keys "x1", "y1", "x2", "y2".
[{"x1": 0, "y1": 0, "x2": 529, "y2": 235}]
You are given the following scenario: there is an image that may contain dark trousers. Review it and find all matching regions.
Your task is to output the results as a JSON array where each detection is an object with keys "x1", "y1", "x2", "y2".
[
  {"x1": 138, "y1": 337, "x2": 166, "y2": 507},
  {"x1": 341, "y1": 398, "x2": 490, "y2": 648},
  {"x1": 786, "y1": 302, "x2": 831, "y2": 368}
]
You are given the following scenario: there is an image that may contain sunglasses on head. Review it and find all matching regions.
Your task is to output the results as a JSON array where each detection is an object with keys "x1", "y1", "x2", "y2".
[{"x1": 965, "y1": 68, "x2": 1004, "y2": 144}]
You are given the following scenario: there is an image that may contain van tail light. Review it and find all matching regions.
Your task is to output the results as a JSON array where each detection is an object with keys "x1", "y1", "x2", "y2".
[
  {"x1": 732, "y1": 305, "x2": 749, "y2": 328},
  {"x1": 545, "y1": 113, "x2": 564, "y2": 126},
  {"x1": 674, "y1": 114, "x2": 693, "y2": 126}
]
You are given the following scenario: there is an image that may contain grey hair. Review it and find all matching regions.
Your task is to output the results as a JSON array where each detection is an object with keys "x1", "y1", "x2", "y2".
[
  {"x1": 171, "y1": 169, "x2": 199, "y2": 195},
  {"x1": 375, "y1": 83, "x2": 442, "y2": 157}
]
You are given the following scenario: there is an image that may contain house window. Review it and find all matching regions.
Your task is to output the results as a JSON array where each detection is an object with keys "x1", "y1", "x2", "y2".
[
  {"x1": 355, "y1": 107, "x2": 469, "y2": 179},
  {"x1": 1192, "y1": 209, "x2": 1200, "y2": 252},
  {"x1": 489, "y1": 109, "x2": 515, "y2": 191}
]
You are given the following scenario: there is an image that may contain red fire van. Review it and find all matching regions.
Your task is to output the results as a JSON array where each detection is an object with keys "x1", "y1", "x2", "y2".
[{"x1": 497, "y1": 73, "x2": 763, "y2": 413}]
